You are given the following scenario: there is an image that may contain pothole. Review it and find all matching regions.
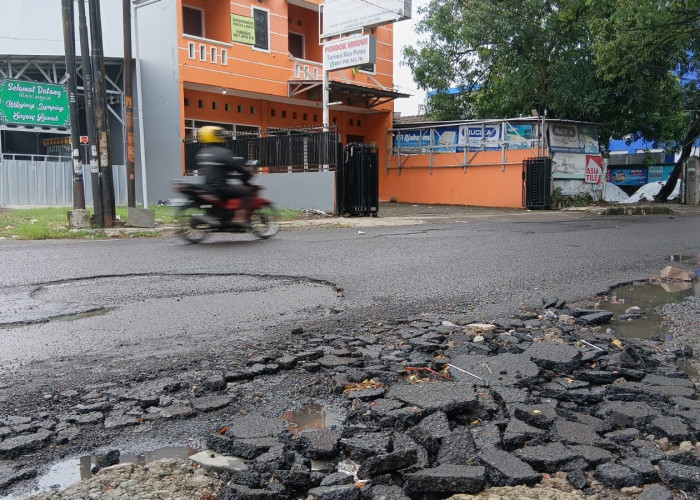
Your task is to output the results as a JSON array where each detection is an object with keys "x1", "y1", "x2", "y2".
[
  {"x1": 278, "y1": 403, "x2": 343, "y2": 437},
  {"x1": 597, "y1": 280, "x2": 695, "y2": 340},
  {"x1": 0, "y1": 273, "x2": 343, "y2": 327}
]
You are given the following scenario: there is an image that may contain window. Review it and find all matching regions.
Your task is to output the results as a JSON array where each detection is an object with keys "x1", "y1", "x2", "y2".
[
  {"x1": 288, "y1": 32, "x2": 304, "y2": 59},
  {"x1": 253, "y1": 8, "x2": 269, "y2": 51},
  {"x1": 221, "y1": 49, "x2": 228, "y2": 65},
  {"x1": 187, "y1": 42, "x2": 195, "y2": 59},
  {"x1": 199, "y1": 44, "x2": 206, "y2": 61},
  {"x1": 225, "y1": 103, "x2": 230, "y2": 111},
  {"x1": 182, "y1": 6, "x2": 204, "y2": 37},
  {"x1": 210, "y1": 47, "x2": 217, "y2": 63},
  {"x1": 359, "y1": 63, "x2": 375, "y2": 74}
]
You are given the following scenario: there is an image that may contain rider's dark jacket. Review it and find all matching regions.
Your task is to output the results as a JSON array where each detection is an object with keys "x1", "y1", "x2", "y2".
[{"x1": 195, "y1": 145, "x2": 251, "y2": 199}]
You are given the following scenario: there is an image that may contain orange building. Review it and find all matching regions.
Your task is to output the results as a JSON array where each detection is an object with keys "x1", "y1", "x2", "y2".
[{"x1": 133, "y1": 0, "x2": 407, "y2": 208}]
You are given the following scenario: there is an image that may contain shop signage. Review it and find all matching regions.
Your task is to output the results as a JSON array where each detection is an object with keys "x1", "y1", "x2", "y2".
[
  {"x1": 231, "y1": 14, "x2": 255, "y2": 45},
  {"x1": 0, "y1": 78, "x2": 70, "y2": 128},
  {"x1": 584, "y1": 155, "x2": 603, "y2": 184},
  {"x1": 548, "y1": 122, "x2": 599, "y2": 154},
  {"x1": 323, "y1": 35, "x2": 376, "y2": 70}
]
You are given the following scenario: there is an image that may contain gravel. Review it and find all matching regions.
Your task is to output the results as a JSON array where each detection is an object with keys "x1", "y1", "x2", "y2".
[{"x1": 11, "y1": 292, "x2": 700, "y2": 500}]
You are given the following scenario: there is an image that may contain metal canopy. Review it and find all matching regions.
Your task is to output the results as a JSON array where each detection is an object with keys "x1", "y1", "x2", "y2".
[{"x1": 288, "y1": 80, "x2": 410, "y2": 109}]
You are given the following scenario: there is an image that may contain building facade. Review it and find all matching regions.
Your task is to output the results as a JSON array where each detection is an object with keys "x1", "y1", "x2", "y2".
[{"x1": 1, "y1": 0, "x2": 406, "y2": 210}]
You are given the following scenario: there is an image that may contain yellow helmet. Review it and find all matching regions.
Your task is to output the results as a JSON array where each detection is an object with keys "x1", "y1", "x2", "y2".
[{"x1": 197, "y1": 126, "x2": 226, "y2": 144}]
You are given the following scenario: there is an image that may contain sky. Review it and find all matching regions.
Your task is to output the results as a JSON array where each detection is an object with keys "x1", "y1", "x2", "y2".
[{"x1": 392, "y1": 4, "x2": 427, "y2": 116}]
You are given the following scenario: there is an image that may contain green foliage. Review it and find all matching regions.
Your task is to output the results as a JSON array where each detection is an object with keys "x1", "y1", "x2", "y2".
[{"x1": 405, "y1": 0, "x2": 698, "y2": 147}]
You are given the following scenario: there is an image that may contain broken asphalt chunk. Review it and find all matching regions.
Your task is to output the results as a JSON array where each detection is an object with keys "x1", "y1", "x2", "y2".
[
  {"x1": 386, "y1": 381, "x2": 477, "y2": 414},
  {"x1": 403, "y1": 464, "x2": 486, "y2": 496}
]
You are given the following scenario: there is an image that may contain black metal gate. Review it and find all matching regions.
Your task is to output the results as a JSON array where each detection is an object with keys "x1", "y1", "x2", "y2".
[
  {"x1": 337, "y1": 143, "x2": 379, "y2": 217},
  {"x1": 183, "y1": 126, "x2": 340, "y2": 174},
  {"x1": 523, "y1": 157, "x2": 552, "y2": 209}
]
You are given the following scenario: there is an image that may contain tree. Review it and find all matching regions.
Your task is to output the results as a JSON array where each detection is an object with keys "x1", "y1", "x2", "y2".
[
  {"x1": 587, "y1": 0, "x2": 700, "y2": 200},
  {"x1": 404, "y1": 0, "x2": 696, "y2": 200}
]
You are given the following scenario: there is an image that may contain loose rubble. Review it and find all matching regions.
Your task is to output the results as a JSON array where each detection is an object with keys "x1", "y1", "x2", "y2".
[{"x1": 1, "y1": 293, "x2": 699, "y2": 500}]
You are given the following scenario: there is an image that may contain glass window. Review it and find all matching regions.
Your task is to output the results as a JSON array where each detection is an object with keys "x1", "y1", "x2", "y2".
[
  {"x1": 253, "y1": 8, "x2": 269, "y2": 51},
  {"x1": 182, "y1": 6, "x2": 203, "y2": 37}
]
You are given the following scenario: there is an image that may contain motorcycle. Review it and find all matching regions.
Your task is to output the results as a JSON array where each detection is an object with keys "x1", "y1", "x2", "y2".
[{"x1": 172, "y1": 166, "x2": 279, "y2": 244}]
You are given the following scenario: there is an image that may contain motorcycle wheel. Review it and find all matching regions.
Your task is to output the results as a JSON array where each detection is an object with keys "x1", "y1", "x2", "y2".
[
  {"x1": 174, "y1": 203, "x2": 210, "y2": 244},
  {"x1": 250, "y1": 205, "x2": 280, "y2": 239}
]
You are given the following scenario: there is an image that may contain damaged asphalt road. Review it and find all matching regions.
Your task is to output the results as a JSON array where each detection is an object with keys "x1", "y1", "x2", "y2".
[{"x1": 0, "y1": 210, "x2": 699, "y2": 498}]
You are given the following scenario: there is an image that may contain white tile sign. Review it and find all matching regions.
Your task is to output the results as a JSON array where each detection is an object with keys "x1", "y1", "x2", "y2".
[{"x1": 323, "y1": 36, "x2": 376, "y2": 70}]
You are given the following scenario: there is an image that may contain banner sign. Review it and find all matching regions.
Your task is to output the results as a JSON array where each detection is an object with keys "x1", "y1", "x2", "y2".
[
  {"x1": 647, "y1": 165, "x2": 675, "y2": 183},
  {"x1": 322, "y1": 0, "x2": 411, "y2": 38},
  {"x1": 607, "y1": 168, "x2": 647, "y2": 186},
  {"x1": 584, "y1": 155, "x2": 603, "y2": 184},
  {"x1": 458, "y1": 124, "x2": 501, "y2": 151},
  {"x1": 393, "y1": 122, "x2": 538, "y2": 152},
  {"x1": 323, "y1": 36, "x2": 376, "y2": 70},
  {"x1": 505, "y1": 123, "x2": 534, "y2": 149},
  {"x1": 548, "y1": 122, "x2": 599, "y2": 154},
  {"x1": 0, "y1": 78, "x2": 70, "y2": 128},
  {"x1": 231, "y1": 14, "x2": 255, "y2": 45},
  {"x1": 393, "y1": 129, "x2": 431, "y2": 150},
  {"x1": 433, "y1": 127, "x2": 458, "y2": 152}
]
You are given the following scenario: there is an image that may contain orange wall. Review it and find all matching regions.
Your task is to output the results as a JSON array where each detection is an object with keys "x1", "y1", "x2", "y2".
[
  {"x1": 177, "y1": 0, "x2": 394, "y2": 172},
  {"x1": 183, "y1": 88, "x2": 391, "y2": 151},
  {"x1": 178, "y1": 0, "x2": 394, "y2": 101},
  {"x1": 381, "y1": 150, "x2": 535, "y2": 208}
]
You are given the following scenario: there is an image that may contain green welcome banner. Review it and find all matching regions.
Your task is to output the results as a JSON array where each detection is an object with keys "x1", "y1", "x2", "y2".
[
  {"x1": 231, "y1": 14, "x2": 255, "y2": 45},
  {"x1": 0, "y1": 78, "x2": 70, "y2": 128}
]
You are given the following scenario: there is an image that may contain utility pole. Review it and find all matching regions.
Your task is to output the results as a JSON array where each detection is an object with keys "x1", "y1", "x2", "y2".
[
  {"x1": 77, "y1": 0, "x2": 102, "y2": 222},
  {"x1": 88, "y1": 0, "x2": 115, "y2": 227},
  {"x1": 123, "y1": 0, "x2": 136, "y2": 207},
  {"x1": 60, "y1": 0, "x2": 85, "y2": 210}
]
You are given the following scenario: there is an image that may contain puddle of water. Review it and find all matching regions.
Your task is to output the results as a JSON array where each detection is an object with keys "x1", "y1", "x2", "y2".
[
  {"x1": 599, "y1": 280, "x2": 695, "y2": 340},
  {"x1": 279, "y1": 403, "x2": 343, "y2": 436},
  {"x1": 0, "y1": 446, "x2": 198, "y2": 500}
]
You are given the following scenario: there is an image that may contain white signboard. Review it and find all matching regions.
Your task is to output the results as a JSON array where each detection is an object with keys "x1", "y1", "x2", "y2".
[
  {"x1": 323, "y1": 35, "x2": 376, "y2": 70},
  {"x1": 322, "y1": 0, "x2": 412, "y2": 38}
]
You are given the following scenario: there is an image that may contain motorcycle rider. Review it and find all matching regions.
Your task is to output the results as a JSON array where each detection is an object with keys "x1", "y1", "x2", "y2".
[{"x1": 195, "y1": 125, "x2": 253, "y2": 227}]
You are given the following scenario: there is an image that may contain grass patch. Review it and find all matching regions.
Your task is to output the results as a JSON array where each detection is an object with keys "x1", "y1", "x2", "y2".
[{"x1": 0, "y1": 205, "x2": 304, "y2": 240}]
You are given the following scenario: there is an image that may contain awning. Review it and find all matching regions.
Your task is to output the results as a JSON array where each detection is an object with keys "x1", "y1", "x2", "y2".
[{"x1": 288, "y1": 80, "x2": 410, "y2": 109}]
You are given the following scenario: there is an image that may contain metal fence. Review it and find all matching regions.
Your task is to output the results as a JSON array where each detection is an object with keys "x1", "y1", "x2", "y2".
[
  {"x1": 184, "y1": 126, "x2": 340, "y2": 174},
  {"x1": 0, "y1": 156, "x2": 127, "y2": 206}
]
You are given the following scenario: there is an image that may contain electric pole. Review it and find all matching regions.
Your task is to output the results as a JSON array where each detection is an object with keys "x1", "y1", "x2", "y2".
[
  {"x1": 77, "y1": 0, "x2": 102, "y2": 222},
  {"x1": 88, "y1": 0, "x2": 115, "y2": 227},
  {"x1": 60, "y1": 0, "x2": 85, "y2": 210},
  {"x1": 123, "y1": 0, "x2": 136, "y2": 207}
]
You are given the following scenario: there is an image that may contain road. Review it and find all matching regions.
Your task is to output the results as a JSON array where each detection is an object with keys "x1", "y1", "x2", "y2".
[{"x1": 1, "y1": 209, "x2": 698, "y2": 374}]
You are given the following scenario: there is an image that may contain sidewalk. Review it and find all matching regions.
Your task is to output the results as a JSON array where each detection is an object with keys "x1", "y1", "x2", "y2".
[{"x1": 99, "y1": 201, "x2": 700, "y2": 237}]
